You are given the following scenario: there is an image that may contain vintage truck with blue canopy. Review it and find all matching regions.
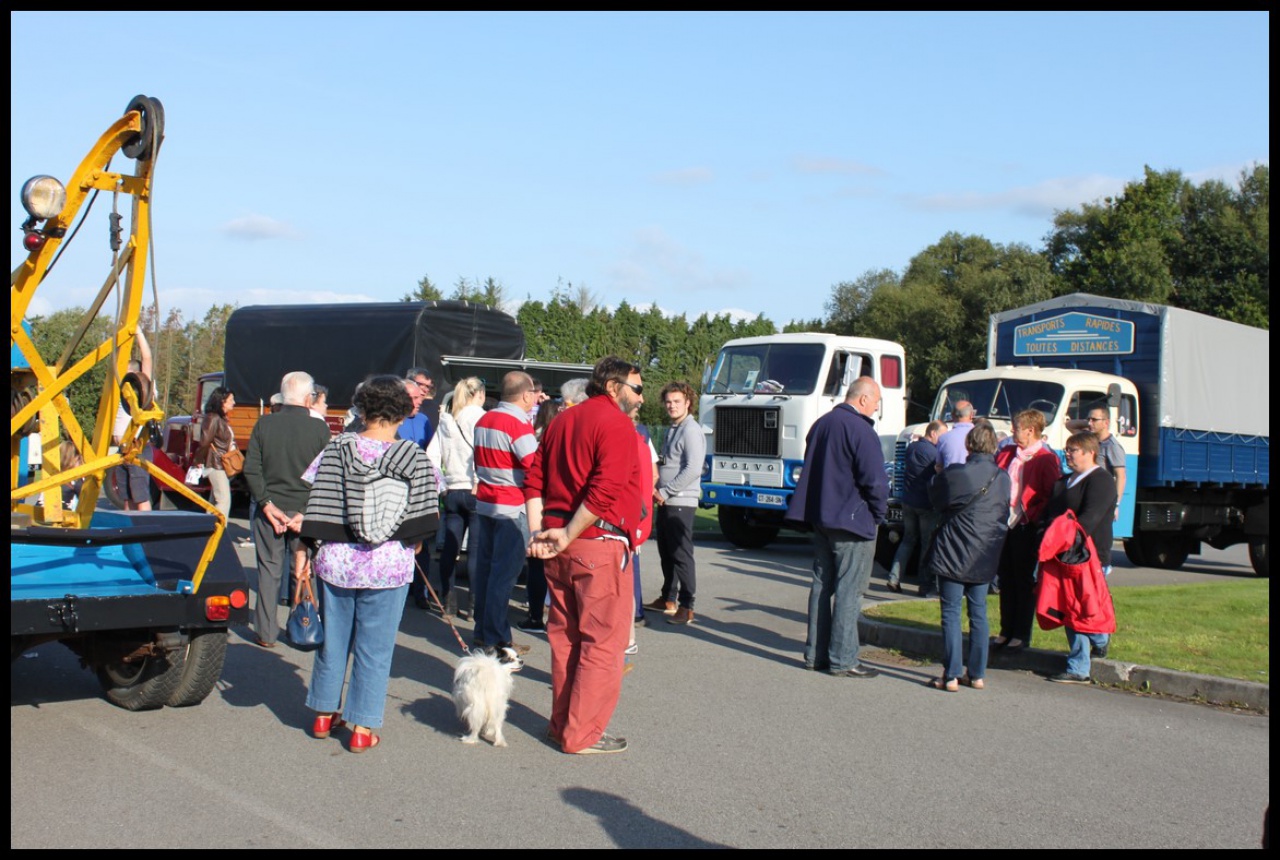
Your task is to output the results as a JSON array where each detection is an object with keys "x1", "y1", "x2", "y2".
[{"x1": 892, "y1": 293, "x2": 1269, "y2": 575}]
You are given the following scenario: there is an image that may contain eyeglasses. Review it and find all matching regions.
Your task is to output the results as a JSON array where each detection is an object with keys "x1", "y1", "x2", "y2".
[
  {"x1": 618, "y1": 381, "x2": 643, "y2": 396},
  {"x1": 1064, "y1": 447, "x2": 1083, "y2": 454},
  {"x1": 1087, "y1": 416, "x2": 1106, "y2": 423}
]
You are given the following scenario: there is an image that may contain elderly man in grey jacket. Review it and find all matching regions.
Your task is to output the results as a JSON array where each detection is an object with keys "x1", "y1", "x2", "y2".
[{"x1": 645, "y1": 381, "x2": 707, "y2": 626}]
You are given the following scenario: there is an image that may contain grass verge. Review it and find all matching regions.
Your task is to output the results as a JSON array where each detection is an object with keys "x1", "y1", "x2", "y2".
[{"x1": 864, "y1": 579, "x2": 1269, "y2": 683}]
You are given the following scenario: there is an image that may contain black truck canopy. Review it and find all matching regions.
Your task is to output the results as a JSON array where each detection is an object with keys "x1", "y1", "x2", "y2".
[{"x1": 223, "y1": 301, "x2": 524, "y2": 408}]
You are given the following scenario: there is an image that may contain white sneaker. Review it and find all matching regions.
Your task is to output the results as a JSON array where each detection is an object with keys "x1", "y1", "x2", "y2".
[{"x1": 624, "y1": 643, "x2": 638, "y2": 656}]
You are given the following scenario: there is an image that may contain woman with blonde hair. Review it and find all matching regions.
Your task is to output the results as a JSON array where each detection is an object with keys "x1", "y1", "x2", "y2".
[
  {"x1": 991, "y1": 408, "x2": 1061, "y2": 651},
  {"x1": 426, "y1": 376, "x2": 487, "y2": 618}
]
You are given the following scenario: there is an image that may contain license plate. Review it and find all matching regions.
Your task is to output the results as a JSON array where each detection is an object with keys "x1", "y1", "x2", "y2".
[
  {"x1": 757, "y1": 493, "x2": 784, "y2": 506},
  {"x1": 885, "y1": 507, "x2": 903, "y2": 522}
]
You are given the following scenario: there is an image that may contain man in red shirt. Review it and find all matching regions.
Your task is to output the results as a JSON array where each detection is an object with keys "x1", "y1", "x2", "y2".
[{"x1": 526, "y1": 357, "x2": 645, "y2": 754}]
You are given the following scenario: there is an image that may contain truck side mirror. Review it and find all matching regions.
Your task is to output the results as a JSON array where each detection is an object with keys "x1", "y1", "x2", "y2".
[{"x1": 1107, "y1": 382, "x2": 1121, "y2": 408}]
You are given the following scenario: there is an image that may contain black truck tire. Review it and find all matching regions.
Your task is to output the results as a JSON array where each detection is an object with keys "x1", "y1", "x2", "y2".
[
  {"x1": 102, "y1": 466, "x2": 127, "y2": 510},
  {"x1": 1133, "y1": 532, "x2": 1190, "y2": 570},
  {"x1": 1248, "y1": 540, "x2": 1269, "y2": 578},
  {"x1": 97, "y1": 643, "x2": 186, "y2": 711},
  {"x1": 1122, "y1": 538, "x2": 1147, "y2": 568},
  {"x1": 717, "y1": 506, "x2": 780, "y2": 549},
  {"x1": 166, "y1": 629, "x2": 229, "y2": 707}
]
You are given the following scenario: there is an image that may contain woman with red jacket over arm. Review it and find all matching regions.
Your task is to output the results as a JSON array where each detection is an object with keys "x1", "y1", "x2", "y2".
[{"x1": 991, "y1": 408, "x2": 1061, "y2": 651}]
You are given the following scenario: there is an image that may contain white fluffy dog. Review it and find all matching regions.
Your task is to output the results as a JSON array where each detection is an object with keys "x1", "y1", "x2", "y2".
[{"x1": 452, "y1": 646, "x2": 522, "y2": 747}]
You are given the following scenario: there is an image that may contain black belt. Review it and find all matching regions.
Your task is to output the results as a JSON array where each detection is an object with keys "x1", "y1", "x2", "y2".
[{"x1": 543, "y1": 509, "x2": 627, "y2": 538}]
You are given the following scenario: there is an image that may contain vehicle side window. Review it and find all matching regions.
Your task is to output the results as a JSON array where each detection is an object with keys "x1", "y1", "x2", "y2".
[
  {"x1": 1068, "y1": 390, "x2": 1109, "y2": 422},
  {"x1": 1118, "y1": 394, "x2": 1138, "y2": 437},
  {"x1": 880, "y1": 354, "x2": 902, "y2": 389},
  {"x1": 824, "y1": 354, "x2": 847, "y2": 397}
]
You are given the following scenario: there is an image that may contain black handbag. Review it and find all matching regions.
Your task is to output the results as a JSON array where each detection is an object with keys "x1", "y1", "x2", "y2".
[{"x1": 287, "y1": 573, "x2": 324, "y2": 651}]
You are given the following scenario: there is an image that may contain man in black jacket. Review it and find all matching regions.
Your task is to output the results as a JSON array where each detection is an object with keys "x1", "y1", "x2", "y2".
[
  {"x1": 887, "y1": 419, "x2": 946, "y2": 595},
  {"x1": 243, "y1": 371, "x2": 330, "y2": 647}
]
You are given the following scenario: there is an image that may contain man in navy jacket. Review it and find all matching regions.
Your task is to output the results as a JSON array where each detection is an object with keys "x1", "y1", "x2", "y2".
[
  {"x1": 786, "y1": 377, "x2": 888, "y2": 679},
  {"x1": 887, "y1": 419, "x2": 946, "y2": 595}
]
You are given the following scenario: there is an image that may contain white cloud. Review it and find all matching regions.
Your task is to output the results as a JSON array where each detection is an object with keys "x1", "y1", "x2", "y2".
[
  {"x1": 704, "y1": 306, "x2": 770, "y2": 324},
  {"x1": 606, "y1": 227, "x2": 750, "y2": 300},
  {"x1": 237, "y1": 288, "x2": 382, "y2": 306},
  {"x1": 912, "y1": 174, "x2": 1126, "y2": 219},
  {"x1": 910, "y1": 159, "x2": 1269, "y2": 221},
  {"x1": 24, "y1": 294, "x2": 54, "y2": 318},
  {"x1": 1183, "y1": 159, "x2": 1269, "y2": 186},
  {"x1": 219, "y1": 214, "x2": 300, "y2": 240},
  {"x1": 150, "y1": 286, "x2": 382, "y2": 319},
  {"x1": 793, "y1": 156, "x2": 885, "y2": 176},
  {"x1": 611, "y1": 299, "x2": 767, "y2": 326}
]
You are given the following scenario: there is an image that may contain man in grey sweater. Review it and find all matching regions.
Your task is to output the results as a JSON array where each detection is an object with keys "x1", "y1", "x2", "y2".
[{"x1": 646, "y1": 381, "x2": 706, "y2": 626}]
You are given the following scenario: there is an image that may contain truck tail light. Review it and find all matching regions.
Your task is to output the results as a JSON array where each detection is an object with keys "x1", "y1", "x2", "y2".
[
  {"x1": 205, "y1": 596, "x2": 230, "y2": 621},
  {"x1": 205, "y1": 590, "x2": 249, "y2": 621}
]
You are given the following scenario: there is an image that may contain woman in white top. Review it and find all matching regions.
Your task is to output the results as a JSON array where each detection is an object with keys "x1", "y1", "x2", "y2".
[{"x1": 425, "y1": 377, "x2": 486, "y2": 618}]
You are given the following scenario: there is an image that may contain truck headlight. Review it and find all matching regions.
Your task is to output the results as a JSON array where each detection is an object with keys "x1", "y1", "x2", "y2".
[{"x1": 21, "y1": 175, "x2": 67, "y2": 221}]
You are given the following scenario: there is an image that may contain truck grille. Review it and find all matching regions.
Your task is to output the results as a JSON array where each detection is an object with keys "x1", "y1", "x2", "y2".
[{"x1": 713, "y1": 406, "x2": 780, "y2": 458}]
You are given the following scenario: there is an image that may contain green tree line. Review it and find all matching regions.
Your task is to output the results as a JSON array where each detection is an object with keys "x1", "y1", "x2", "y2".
[{"x1": 25, "y1": 164, "x2": 1267, "y2": 434}]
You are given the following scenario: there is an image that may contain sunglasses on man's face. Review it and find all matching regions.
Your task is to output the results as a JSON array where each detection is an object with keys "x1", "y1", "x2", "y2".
[{"x1": 618, "y1": 381, "x2": 643, "y2": 396}]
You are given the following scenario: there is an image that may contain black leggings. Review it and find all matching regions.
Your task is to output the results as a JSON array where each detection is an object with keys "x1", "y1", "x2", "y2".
[{"x1": 998, "y1": 523, "x2": 1040, "y2": 643}]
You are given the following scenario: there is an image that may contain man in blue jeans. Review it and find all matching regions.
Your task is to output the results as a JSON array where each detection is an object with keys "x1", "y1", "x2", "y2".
[
  {"x1": 470, "y1": 372, "x2": 539, "y2": 653},
  {"x1": 785, "y1": 377, "x2": 889, "y2": 679}
]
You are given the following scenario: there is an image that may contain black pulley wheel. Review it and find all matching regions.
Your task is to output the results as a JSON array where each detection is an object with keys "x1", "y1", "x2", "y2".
[{"x1": 122, "y1": 95, "x2": 164, "y2": 161}]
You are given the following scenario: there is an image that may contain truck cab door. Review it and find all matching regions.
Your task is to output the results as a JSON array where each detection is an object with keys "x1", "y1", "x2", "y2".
[{"x1": 825, "y1": 353, "x2": 864, "y2": 399}]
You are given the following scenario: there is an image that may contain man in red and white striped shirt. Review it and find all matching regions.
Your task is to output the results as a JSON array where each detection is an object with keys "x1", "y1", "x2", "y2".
[{"x1": 470, "y1": 371, "x2": 539, "y2": 652}]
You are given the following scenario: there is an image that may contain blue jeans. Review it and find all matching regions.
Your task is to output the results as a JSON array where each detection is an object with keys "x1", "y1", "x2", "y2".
[
  {"x1": 470, "y1": 512, "x2": 529, "y2": 647},
  {"x1": 632, "y1": 550, "x2": 643, "y2": 620},
  {"x1": 806, "y1": 526, "x2": 875, "y2": 671},
  {"x1": 306, "y1": 580, "x2": 409, "y2": 729},
  {"x1": 938, "y1": 577, "x2": 990, "y2": 681},
  {"x1": 888, "y1": 505, "x2": 940, "y2": 586},
  {"x1": 1065, "y1": 627, "x2": 1109, "y2": 678},
  {"x1": 436, "y1": 490, "x2": 476, "y2": 599}
]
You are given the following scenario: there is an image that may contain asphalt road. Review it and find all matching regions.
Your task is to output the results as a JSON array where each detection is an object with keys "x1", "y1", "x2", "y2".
[{"x1": 10, "y1": 518, "x2": 1269, "y2": 849}]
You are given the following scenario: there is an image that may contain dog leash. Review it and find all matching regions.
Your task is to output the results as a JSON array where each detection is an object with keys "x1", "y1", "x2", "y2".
[{"x1": 414, "y1": 559, "x2": 472, "y2": 655}]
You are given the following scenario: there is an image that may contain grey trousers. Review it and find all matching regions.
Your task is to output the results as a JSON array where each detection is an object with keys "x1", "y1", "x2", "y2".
[{"x1": 252, "y1": 508, "x2": 301, "y2": 645}]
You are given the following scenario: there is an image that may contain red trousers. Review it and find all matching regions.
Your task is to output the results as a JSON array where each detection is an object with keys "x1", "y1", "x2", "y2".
[{"x1": 545, "y1": 537, "x2": 632, "y2": 753}]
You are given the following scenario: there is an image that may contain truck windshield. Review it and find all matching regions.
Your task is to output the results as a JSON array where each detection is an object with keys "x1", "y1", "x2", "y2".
[
  {"x1": 706, "y1": 343, "x2": 826, "y2": 395},
  {"x1": 935, "y1": 378, "x2": 1065, "y2": 423}
]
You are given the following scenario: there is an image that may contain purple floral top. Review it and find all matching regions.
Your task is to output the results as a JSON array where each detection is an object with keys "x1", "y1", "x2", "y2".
[{"x1": 302, "y1": 435, "x2": 416, "y2": 590}]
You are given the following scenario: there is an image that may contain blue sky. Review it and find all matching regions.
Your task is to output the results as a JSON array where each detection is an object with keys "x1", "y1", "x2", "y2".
[{"x1": 11, "y1": 11, "x2": 1269, "y2": 328}]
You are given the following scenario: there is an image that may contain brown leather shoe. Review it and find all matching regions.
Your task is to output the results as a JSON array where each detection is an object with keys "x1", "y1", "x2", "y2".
[
  {"x1": 667, "y1": 606, "x2": 694, "y2": 625},
  {"x1": 644, "y1": 597, "x2": 677, "y2": 615}
]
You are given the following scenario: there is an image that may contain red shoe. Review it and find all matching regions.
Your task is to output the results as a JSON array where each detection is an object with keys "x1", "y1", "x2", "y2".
[
  {"x1": 312, "y1": 713, "x2": 346, "y2": 739},
  {"x1": 349, "y1": 729, "x2": 380, "y2": 753}
]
